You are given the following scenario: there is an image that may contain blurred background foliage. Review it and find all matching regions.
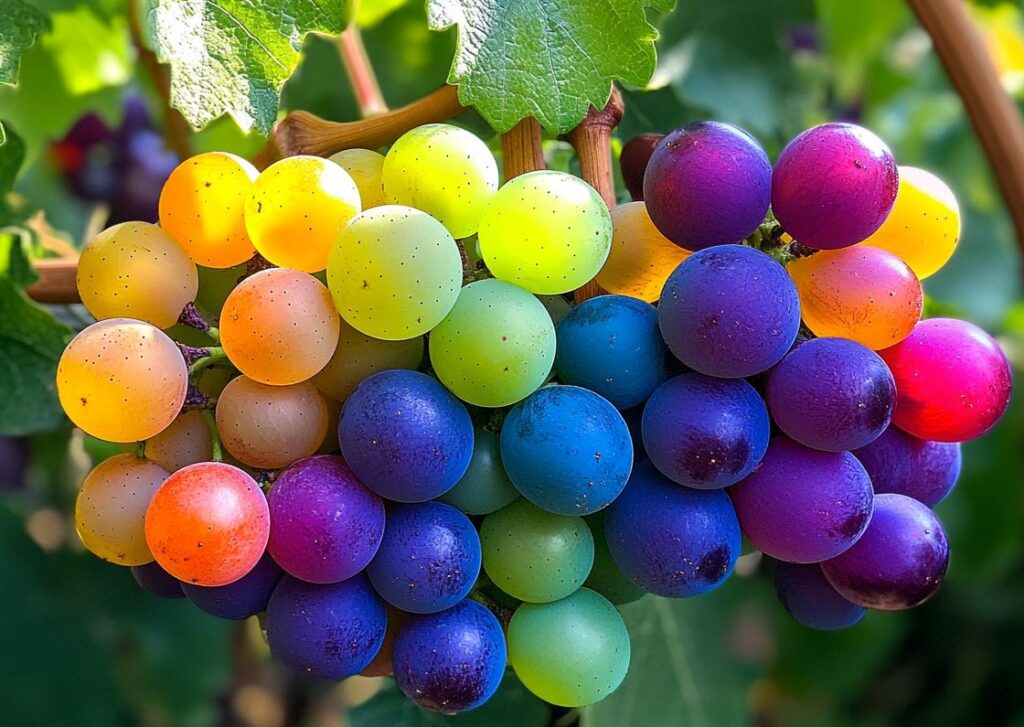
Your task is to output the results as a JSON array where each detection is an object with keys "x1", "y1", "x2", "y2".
[{"x1": 2, "y1": 1, "x2": 1024, "y2": 725}]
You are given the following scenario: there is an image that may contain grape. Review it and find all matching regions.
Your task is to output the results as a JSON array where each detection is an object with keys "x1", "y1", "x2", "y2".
[
  {"x1": 584, "y1": 512, "x2": 645, "y2": 605},
  {"x1": 338, "y1": 370, "x2": 473, "y2": 502},
  {"x1": 220, "y1": 268, "x2": 340, "y2": 386},
  {"x1": 789, "y1": 247, "x2": 923, "y2": 350},
  {"x1": 392, "y1": 599, "x2": 506, "y2": 714},
  {"x1": 772, "y1": 122, "x2": 899, "y2": 249},
  {"x1": 765, "y1": 337, "x2": 896, "y2": 451},
  {"x1": 642, "y1": 373, "x2": 769, "y2": 489},
  {"x1": 144, "y1": 410, "x2": 213, "y2": 472},
  {"x1": 620, "y1": 133, "x2": 663, "y2": 200},
  {"x1": 644, "y1": 122, "x2": 771, "y2": 250},
  {"x1": 478, "y1": 170, "x2": 612, "y2": 294},
  {"x1": 774, "y1": 562, "x2": 865, "y2": 630},
  {"x1": 311, "y1": 318, "x2": 424, "y2": 403},
  {"x1": 145, "y1": 462, "x2": 269, "y2": 586},
  {"x1": 501, "y1": 386, "x2": 633, "y2": 515},
  {"x1": 821, "y1": 494, "x2": 949, "y2": 610},
  {"x1": 131, "y1": 561, "x2": 185, "y2": 599},
  {"x1": 480, "y1": 498, "x2": 594, "y2": 603},
  {"x1": 317, "y1": 398, "x2": 342, "y2": 454},
  {"x1": 595, "y1": 202, "x2": 689, "y2": 303},
  {"x1": 327, "y1": 206, "x2": 462, "y2": 339},
  {"x1": 604, "y1": 461, "x2": 740, "y2": 597},
  {"x1": 555, "y1": 295, "x2": 667, "y2": 409},
  {"x1": 382, "y1": 123, "x2": 498, "y2": 238},
  {"x1": 75, "y1": 453, "x2": 168, "y2": 566},
  {"x1": 215, "y1": 376, "x2": 328, "y2": 469},
  {"x1": 367, "y1": 502, "x2": 481, "y2": 614},
  {"x1": 328, "y1": 148, "x2": 386, "y2": 208},
  {"x1": 658, "y1": 245, "x2": 801, "y2": 378},
  {"x1": 77, "y1": 221, "x2": 198, "y2": 329},
  {"x1": 182, "y1": 550, "x2": 283, "y2": 620},
  {"x1": 730, "y1": 437, "x2": 873, "y2": 563},
  {"x1": 159, "y1": 152, "x2": 259, "y2": 268},
  {"x1": 507, "y1": 588, "x2": 629, "y2": 707},
  {"x1": 878, "y1": 318, "x2": 1012, "y2": 442},
  {"x1": 267, "y1": 455, "x2": 384, "y2": 583},
  {"x1": 853, "y1": 426, "x2": 961, "y2": 507},
  {"x1": 859, "y1": 166, "x2": 960, "y2": 278},
  {"x1": 439, "y1": 426, "x2": 520, "y2": 515},
  {"x1": 266, "y1": 574, "x2": 386, "y2": 679},
  {"x1": 429, "y1": 279, "x2": 556, "y2": 407},
  {"x1": 58, "y1": 319, "x2": 188, "y2": 443},
  {"x1": 0, "y1": 436, "x2": 28, "y2": 490},
  {"x1": 244, "y1": 155, "x2": 361, "y2": 272}
]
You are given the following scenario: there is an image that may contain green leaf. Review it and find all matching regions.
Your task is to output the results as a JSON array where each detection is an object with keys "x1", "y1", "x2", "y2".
[
  {"x1": 357, "y1": 0, "x2": 411, "y2": 27},
  {"x1": 0, "y1": 275, "x2": 72, "y2": 435},
  {"x1": 149, "y1": 0, "x2": 354, "y2": 134},
  {"x1": 427, "y1": 0, "x2": 674, "y2": 134},
  {"x1": 0, "y1": 119, "x2": 24, "y2": 195},
  {"x1": 0, "y1": 0, "x2": 49, "y2": 85},
  {"x1": 40, "y1": 4, "x2": 132, "y2": 95}
]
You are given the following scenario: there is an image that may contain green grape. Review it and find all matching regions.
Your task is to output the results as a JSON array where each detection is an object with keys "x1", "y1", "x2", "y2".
[
  {"x1": 508, "y1": 588, "x2": 630, "y2": 707},
  {"x1": 382, "y1": 124, "x2": 498, "y2": 238},
  {"x1": 439, "y1": 427, "x2": 520, "y2": 515},
  {"x1": 480, "y1": 498, "x2": 594, "y2": 603},
  {"x1": 311, "y1": 317, "x2": 424, "y2": 402},
  {"x1": 327, "y1": 206, "x2": 462, "y2": 340},
  {"x1": 144, "y1": 410, "x2": 214, "y2": 472},
  {"x1": 329, "y1": 148, "x2": 386, "y2": 208},
  {"x1": 584, "y1": 512, "x2": 645, "y2": 605},
  {"x1": 429, "y1": 279, "x2": 555, "y2": 407},
  {"x1": 479, "y1": 171, "x2": 612, "y2": 294}
]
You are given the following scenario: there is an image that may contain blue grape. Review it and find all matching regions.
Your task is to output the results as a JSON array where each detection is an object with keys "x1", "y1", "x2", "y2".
[
  {"x1": 181, "y1": 551, "x2": 283, "y2": 620},
  {"x1": 131, "y1": 561, "x2": 184, "y2": 599},
  {"x1": 774, "y1": 561, "x2": 865, "y2": 630},
  {"x1": 501, "y1": 385, "x2": 633, "y2": 515},
  {"x1": 853, "y1": 425, "x2": 961, "y2": 507}
]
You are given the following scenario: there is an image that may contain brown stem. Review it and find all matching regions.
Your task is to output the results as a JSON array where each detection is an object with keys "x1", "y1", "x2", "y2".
[
  {"x1": 338, "y1": 25, "x2": 388, "y2": 117},
  {"x1": 26, "y1": 258, "x2": 80, "y2": 304},
  {"x1": 500, "y1": 118, "x2": 546, "y2": 179}
]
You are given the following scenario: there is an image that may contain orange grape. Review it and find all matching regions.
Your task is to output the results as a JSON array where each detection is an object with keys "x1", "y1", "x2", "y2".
[
  {"x1": 329, "y1": 149, "x2": 386, "y2": 208},
  {"x1": 596, "y1": 202, "x2": 690, "y2": 302},
  {"x1": 144, "y1": 410, "x2": 214, "y2": 472},
  {"x1": 311, "y1": 318, "x2": 424, "y2": 402}
]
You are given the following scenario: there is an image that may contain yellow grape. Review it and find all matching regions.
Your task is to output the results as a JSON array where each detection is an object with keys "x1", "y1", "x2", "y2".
[
  {"x1": 220, "y1": 268, "x2": 341, "y2": 385},
  {"x1": 75, "y1": 453, "x2": 168, "y2": 565},
  {"x1": 596, "y1": 201, "x2": 690, "y2": 302},
  {"x1": 159, "y1": 152, "x2": 259, "y2": 268},
  {"x1": 329, "y1": 148, "x2": 386, "y2": 208},
  {"x1": 77, "y1": 222, "x2": 198, "y2": 329},
  {"x1": 244, "y1": 155, "x2": 361, "y2": 272},
  {"x1": 144, "y1": 410, "x2": 214, "y2": 472},
  {"x1": 57, "y1": 319, "x2": 188, "y2": 443},
  {"x1": 215, "y1": 376, "x2": 329, "y2": 469}
]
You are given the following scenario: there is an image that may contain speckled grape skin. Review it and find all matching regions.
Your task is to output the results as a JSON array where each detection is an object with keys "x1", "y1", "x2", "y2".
[
  {"x1": 604, "y1": 461, "x2": 740, "y2": 597},
  {"x1": 766, "y1": 337, "x2": 896, "y2": 452},
  {"x1": 853, "y1": 426, "x2": 961, "y2": 507},
  {"x1": 131, "y1": 561, "x2": 185, "y2": 599},
  {"x1": 555, "y1": 295, "x2": 667, "y2": 409},
  {"x1": 311, "y1": 318, "x2": 424, "y2": 403},
  {"x1": 658, "y1": 245, "x2": 801, "y2": 378},
  {"x1": 584, "y1": 512, "x2": 645, "y2": 605},
  {"x1": 642, "y1": 373, "x2": 769, "y2": 489},
  {"x1": 266, "y1": 574, "x2": 386, "y2": 679},
  {"x1": 144, "y1": 410, "x2": 213, "y2": 472},
  {"x1": 367, "y1": 502, "x2": 481, "y2": 614},
  {"x1": 182, "y1": 550, "x2": 283, "y2": 619},
  {"x1": 774, "y1": 562, "x2": 865, "y2": 630},
  {"x1": 393, "y1": 599, "x2": 506, "y2": 714},
  {"x1": 338, "y1": 370, "x2": 474, "y2": 502},
  {"x1": 730, "y1": 437, "x2": 873, "y2": 564},
  {"x1": 644, "y1": 122, "x2": 771, "y2": 250},
  {"x1": 439, "y1": 427, "x2": 520, "y2": 515},
  {"x1": 596, "y1": 202, "x2": 689, "y2": 303},
  {"x1": 620, "y1": 133, "x2": 663, "y2": 200},
  {"x1": 772, "y1": 123, "x2": 899, "y2": 249},
  {"x1": 267, "y1": 455, "x2": 385, "y2": 584},
  {"x1": 500, "y1": 386, "x2": 633, "y2": 516},
  {"x1": 822, "y1": 494, "x2": 949, "y2": 611},
  {"x1": 878, "y1": 318, "x2": 1012, "y2": 442}
]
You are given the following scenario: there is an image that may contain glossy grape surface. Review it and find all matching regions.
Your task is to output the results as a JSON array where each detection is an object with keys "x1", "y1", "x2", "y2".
[
  {"x1": 328, "y1": 148, "x2": 386, "y2": 208},
  {"x1": 775, "y1": 562, "x2": 865, "y2": 630},
  {"x1": 439, "y1": 427, "x2": 520, "y2": 515},
  {"x1": 144, "y1": 410, "x2": 214, "y2": 472},
  {"x1": 311, "y1": 318, "x2": 424, "y2": 403},
  {"x1": 853, "y1": 426, "x2": 961, "y2": 507},
  {"x1": 596, "y1": 202, "x2": 689, "y2": 303},
  {"x1": 131, "y1": 561, "x2": 184, "y2": 599},
  {"x1": 182, "y1": 550, "x2": 283, "y2": 619},
  {"x1": 620, "y1": 133, "x2": 662, "y2": 201}
]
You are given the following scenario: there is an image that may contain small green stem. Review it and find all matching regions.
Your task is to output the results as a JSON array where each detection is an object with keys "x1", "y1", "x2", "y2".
[
  {"x1": 189, "y1": 347, "x2": 227, "y2": 377},
  {"x1": 201, "y1": 409, "x2": 223, "y2": 462},
  {"x1": 134, "y1": 441, "x2": 146, "y2": 459}
]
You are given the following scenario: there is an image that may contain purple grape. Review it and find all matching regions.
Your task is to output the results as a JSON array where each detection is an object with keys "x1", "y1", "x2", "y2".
[
  {"x1": 766, "y1": 337, "x2": 896, "y2": 451},
  {"x1": 392, "y1": 599, "x2": 506, "y2": 714},
  {"x1": 822, "y1": 493, "x2": 949, "y2": 610},
  {"x1": 0, "y1": 436, "x2": 29, "y2": 490},
  {"x1": 620, "y1": 133, "x2": 663, "y2": 201},
  {"x1": 644, "y1": 121, "x2": 771, "y2": 250},
  {"x1": 771, "y1": 123, "x2": 899, "y2": 249},
  {"x1": 111, "y1": 130, "x2": 179, "y2": 222},
  {"x1": 268, "y1": 455, "x2": 385, "y2": 584},
  {"x1": 266, "y1": 574, "x2": 387, "y2": 679},
  {"x1": 774, "y1": 562, "x2": 865, "y2": 630},
  {"x1": 339, "y1": 370, "x2": 474, "y2": 503},
  {"x1": 658, "y1": 245, "x2": 801, "y2": 378},
  {"x1": 853, "y1": 426, "x2": 961, "y2": 507},
  {"x1": 604, "y1": 460, "x2": 741, "y2": 597},
  {"x1": 181, "y1": 551, "x2": 284, "y2": 620},
  {"x1": 131, "y1": 561, "x2": 185, "y2": 599},
  {"x1": 642, "y1": 373, "x2": 769, "y2": 489},
  {"x1": 730, "y1": 437, "x2": 873, "y2": 563},
  {"x1": 367, "y1": 502, "x2": 481, "y2": 614}
]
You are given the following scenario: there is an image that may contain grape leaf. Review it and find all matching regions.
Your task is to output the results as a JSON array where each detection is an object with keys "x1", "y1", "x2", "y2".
[
  {"x1": 427, "y1": 0, "x2": 674, "y2": 134},
  {"x1": 148, "y1": 0, "x2": 354, "y2": 134},
  {"x1": 0, "y1": 0, "x2": 49, "y2": 86}
]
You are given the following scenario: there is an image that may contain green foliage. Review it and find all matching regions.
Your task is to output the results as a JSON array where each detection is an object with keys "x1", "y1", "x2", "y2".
[{"x1": 0, "y1": 0, "x2": 49, "y2": 86}]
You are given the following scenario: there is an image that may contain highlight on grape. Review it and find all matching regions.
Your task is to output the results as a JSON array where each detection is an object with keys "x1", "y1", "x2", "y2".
[{"x1": 58, "y1": 119, "x2": 1012, "y2": 714}]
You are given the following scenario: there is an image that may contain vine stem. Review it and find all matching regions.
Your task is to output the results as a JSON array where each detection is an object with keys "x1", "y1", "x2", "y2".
[
  {"x1": 501, "y1": 118, "x2": 546, "y2": 179},
  {"x1": 201, "y1": 409, "x2": 223, "y2": 462},
  {"x1": 338, "y1": 25, "x2": 388, "y2": 117}
]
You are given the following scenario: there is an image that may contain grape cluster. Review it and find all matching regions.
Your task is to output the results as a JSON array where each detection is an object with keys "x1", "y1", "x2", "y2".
[{"x1": 59, "y1": 118, "x2": 1012, "y2": 713}]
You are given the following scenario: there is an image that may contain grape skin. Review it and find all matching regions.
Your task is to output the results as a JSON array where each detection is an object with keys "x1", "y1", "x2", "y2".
[
  {"x1": 853, "y1": 426, "x2": 961, "y2": 507},
  {"x1": 131, "y1": 561, "x2": 185, "y2": 599},
  {"x1": 144, "y1": 409, "x2": 213, "y2": 472},
  {"x1": 311, "y1": 318, "x2": 424, "y2": 403},
  {"x1": 181, "y1": 551, "x2": 283, "y2": 620},
  {"x1": 595, "y1": 202, "x2": 689, "y2": 303},
  {"x1": 328, "y1": 148, "x2": 386, "y2": 208},
  {"x1": 774, "y1": 562, "x2": 865, "y2": 630},
  {"x1": 439, "y1": 426, "x2": 520, "y2": 515}
]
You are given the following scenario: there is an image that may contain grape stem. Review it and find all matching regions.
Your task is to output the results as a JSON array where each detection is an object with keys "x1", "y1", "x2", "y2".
[
  {"x1": 338, "y1": 25, "x2": 388, "y2": 117},
  {"x1": 177, "y1": 302, "x2": 220, "y2": 342},
  {"x1": 201, "y1": 409, "x2": 223, "y2": 462},
  {"x1": 188, "y1": 346, "x2": 227, "y2": 376}
]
